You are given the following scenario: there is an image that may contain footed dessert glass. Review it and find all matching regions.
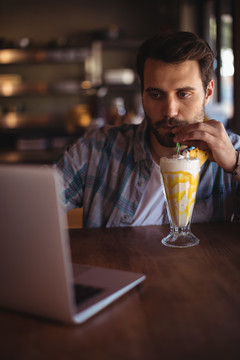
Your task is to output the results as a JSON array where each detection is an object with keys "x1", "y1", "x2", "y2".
[{"x1": 160, "y1": 155, "x2": 200, "y2": 248}]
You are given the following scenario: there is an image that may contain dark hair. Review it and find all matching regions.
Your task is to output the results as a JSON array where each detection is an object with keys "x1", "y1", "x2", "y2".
[{"x1": 136, "y1": 31, "x2": 215, "y2": 92}]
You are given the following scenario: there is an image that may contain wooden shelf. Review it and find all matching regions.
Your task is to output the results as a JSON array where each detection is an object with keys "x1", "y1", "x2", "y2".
[
  {"x1": 0, "y1": 80, "x2": 91, "y2": 97},
  {"x1": 0, "y1": 48, "x2": 90, "y2": 64},
  {"x1": 0, "y1": 149, "x2": 64, "y2": 164}
]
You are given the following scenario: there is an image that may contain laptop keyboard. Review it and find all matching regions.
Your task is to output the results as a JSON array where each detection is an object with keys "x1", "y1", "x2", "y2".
[{"x1": 74, "y1": 284, "x2": 104, "y2": 305}]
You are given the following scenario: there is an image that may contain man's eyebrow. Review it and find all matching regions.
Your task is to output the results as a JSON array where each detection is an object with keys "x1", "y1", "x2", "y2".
[
  {"x1": 145, "y1": 86, "x2": 196, "y2": 92},
  {"x1": 177, "y1": 86, "x2": 196, "y2": 91},
  {"x1": 145, "y1": 87, "x2": 163, "y2": 93}
]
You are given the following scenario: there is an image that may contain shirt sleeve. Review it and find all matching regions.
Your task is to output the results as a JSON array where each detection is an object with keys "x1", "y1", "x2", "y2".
[{"x1": 54, "y1": 138, "x2": 88, "y2": 212}]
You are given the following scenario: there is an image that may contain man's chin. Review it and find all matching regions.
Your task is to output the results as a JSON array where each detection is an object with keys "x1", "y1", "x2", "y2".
[{"x1": 152, "y1": 129, "x2": 176, "y2": 148}]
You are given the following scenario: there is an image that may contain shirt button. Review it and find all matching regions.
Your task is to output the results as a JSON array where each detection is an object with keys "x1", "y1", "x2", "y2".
[{"x1": 137, "y1": 181, "x2": 143, "y2": 187}]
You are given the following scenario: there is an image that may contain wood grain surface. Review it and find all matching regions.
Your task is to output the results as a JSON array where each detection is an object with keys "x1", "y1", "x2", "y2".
[{"x1": 1, "y1": 223, "x2": 240, "y2": 360}]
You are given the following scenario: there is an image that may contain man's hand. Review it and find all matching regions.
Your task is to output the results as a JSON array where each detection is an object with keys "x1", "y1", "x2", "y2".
[{"x1": 172, "y1": 119, "x2": 237, "y2": 173}]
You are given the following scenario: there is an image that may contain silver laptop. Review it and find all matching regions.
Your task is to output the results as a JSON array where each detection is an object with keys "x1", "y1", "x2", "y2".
[{"x1": 0, "y1": 164, "x2": 146, "y2": 324}]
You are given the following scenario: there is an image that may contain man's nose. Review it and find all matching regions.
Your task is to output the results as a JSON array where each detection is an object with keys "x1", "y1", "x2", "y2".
[{"x1": 162, "y1": 96, "x2": 178, "y2": 118}]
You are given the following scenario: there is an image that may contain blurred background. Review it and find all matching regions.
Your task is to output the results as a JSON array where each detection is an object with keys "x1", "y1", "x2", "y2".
[{"x1": 0, "y1": 0, "x2": 239, "y2": 163}]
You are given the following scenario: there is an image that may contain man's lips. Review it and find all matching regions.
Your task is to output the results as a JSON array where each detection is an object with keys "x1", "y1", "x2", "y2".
[
  {"x1": 162, "y1": 125, "x2": 175, "y2": 130},
  {"x1": 157, "y1": 125, "x2": 176, "y2": 133},
  {"x1": 155, "y1": 118, "x2": 189, "y2": 130}
]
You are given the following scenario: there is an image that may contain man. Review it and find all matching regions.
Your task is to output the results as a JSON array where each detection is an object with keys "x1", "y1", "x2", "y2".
[{"x1": 56, "y1": 31, "x2": 240, "y2": 227}]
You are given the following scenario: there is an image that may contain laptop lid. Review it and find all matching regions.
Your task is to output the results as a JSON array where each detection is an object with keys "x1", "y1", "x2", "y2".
[{"x1": 0, "y1": 164, "x2": 146, "y2": 324}]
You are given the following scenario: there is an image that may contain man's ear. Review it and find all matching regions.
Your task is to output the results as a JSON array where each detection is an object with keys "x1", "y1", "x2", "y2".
[{"x1": 205, "y1": 80, "x2": 214, "y2": 105}]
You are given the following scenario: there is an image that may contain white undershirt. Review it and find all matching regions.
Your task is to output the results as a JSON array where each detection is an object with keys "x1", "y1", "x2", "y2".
[{"x1": 131, "y1": 162, "x2": 167, "y2": 226}]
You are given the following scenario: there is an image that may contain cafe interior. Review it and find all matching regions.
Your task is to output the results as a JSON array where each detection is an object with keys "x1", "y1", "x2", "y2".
[
  {"x1": 0, "y1": 0, "x2": 240, "y2": 164},
  {"x1": 1, "y1": 1, "x2": 240, "y2": 359}
]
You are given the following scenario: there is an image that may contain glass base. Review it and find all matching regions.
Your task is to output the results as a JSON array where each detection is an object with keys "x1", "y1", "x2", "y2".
[{"x1": 161, "y1": 230, "x2": 200, "y2": 248}]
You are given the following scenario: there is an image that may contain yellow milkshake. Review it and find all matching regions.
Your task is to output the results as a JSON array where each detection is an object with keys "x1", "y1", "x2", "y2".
[{"x1": 160, "y1": 155, "x2": 200, "y2": 228}]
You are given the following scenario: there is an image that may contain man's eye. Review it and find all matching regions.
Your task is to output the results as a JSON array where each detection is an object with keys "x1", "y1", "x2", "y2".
[
  {"x1": 178, "y1": 92, "x2": 190, "y2": 98},
  {"x1": 149, "y1": 92, "x2": 161, "y2": 99}
]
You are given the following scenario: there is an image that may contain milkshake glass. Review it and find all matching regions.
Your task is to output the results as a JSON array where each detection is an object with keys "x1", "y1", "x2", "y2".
[{"x1": 160, "y1": 155, "x2": 200, "y2": 248}]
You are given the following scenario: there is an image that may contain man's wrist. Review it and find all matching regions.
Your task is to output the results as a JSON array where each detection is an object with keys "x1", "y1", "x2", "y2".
[{"x1": 225, "y1": 150, "x2": 240, "y2": 176}]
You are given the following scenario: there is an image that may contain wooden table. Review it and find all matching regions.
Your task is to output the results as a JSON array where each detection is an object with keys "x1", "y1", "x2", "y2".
[{"x1": 1, "y1": 223, "x2": 240, "y2": 360}]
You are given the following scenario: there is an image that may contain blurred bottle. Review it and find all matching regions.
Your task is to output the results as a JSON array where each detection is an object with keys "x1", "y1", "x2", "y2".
[
  {"x1": 66, "y1": 104, "x2": 91, "y2": 133},
  {"x1": 106, "y1": 97, "x2": 128, "y2": 126}
]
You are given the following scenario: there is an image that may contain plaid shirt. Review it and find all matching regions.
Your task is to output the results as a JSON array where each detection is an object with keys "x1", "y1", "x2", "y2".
[{"x1": 55, "y1": 119, "x2": 240, "y2": 227}]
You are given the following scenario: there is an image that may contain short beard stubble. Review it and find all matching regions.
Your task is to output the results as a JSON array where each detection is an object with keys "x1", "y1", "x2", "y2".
[{"x1": 144, "y1": 102, "x2": 206, "y2": 148}]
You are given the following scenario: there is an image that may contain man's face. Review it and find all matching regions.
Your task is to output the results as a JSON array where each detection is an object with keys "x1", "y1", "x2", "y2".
[{"x1": 142, "y1": 58, "x2": 213, "y2": 148}]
